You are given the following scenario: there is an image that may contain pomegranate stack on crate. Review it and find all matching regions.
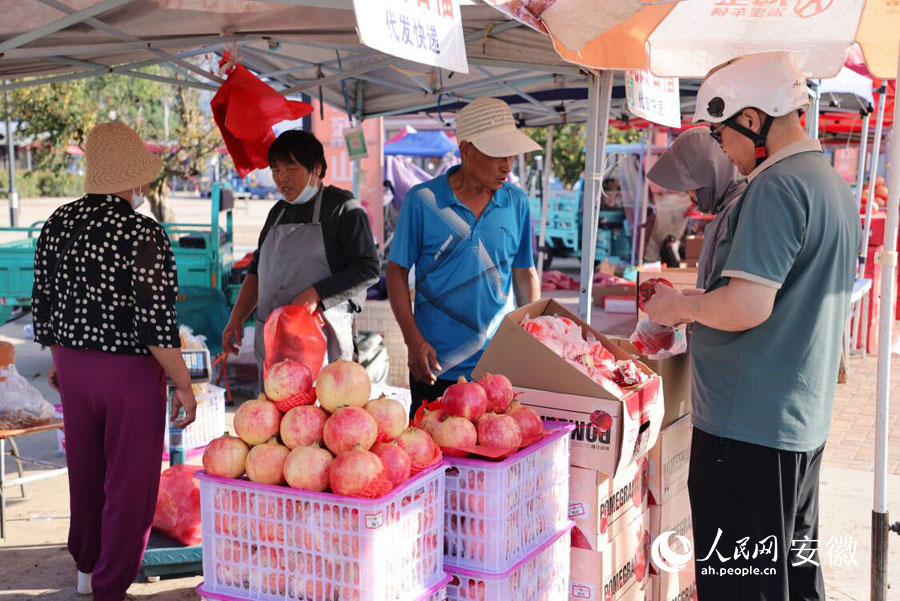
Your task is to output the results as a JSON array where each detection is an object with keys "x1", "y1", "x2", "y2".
[
  {"x1": 412, "y1": 374, "x2": 575, "y2": 601},
  {"x1": 197, "y1": 359, "x2": 450, "y2": 601}
]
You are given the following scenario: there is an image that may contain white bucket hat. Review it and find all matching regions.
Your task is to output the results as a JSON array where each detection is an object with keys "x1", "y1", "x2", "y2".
[
  {"x1": 693, "y1": 51, "x2": 810, "y2": 124},
  {"x1": 456, "y1": 97, "x2": 541, "y2": 158},
  {"x1": 83, "y1": 121, "x2": 162, "y2": 194}
]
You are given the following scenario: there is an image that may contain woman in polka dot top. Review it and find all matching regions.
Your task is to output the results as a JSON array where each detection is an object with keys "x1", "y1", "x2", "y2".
[{"x1": 31, "y1": 122, "x2": 196, "y2": 601}]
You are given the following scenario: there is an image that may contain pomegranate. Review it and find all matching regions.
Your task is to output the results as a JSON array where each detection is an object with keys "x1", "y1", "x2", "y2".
[
  {"x1": 396, "y1": 427, "x2": 442, "y2": 474},
  {"x1": 419, "y1": 408, "x2": 446, "y2": 436},
  {"x1": 571, "y1": 526, "x2": 593, "y2": 550},
  {"x1": 590, "y1": 409, "x2": 613, "y2": 433},
  {"x1": 475, "y1": 413, "x2": 522, "y2": 449},
  {"x1": 323, "y1": 406, "x2": 378, "y2": 454},
  {"x1": 364, "y1": 395, "x2": 408, "y2": 442},
  {"x1": 476, "y1": 373, "x2": 515, "y2": 414},
  {"x1": 328, "y1": 447, "x2": 393, "y2": 498},
  {"x1": 505, "y1": 401, "x2": 542, "y2": 439},
  {"x1": 245, "y1": 439, "x2": 290, "y2": 485},
  {"x1": 371, "y1": 442, "x2": 412, "y2": 487},
  {"x1": 233, "y1": 396, "x2": 281, "y2": 445},
  {"x1": 432, "y1": 417, "x2": 477, "y2": 457},
  {"x1": 264, "y1": 359, "x2": 313, "y2": 407},
  {"x1": 280, "y1": 405, "x2": 328, "y2": 449},
  {"x1": 284, "y1": 444, "x2": 333, "y2": 491},
  {"x1": 202, "y1": 433, "x2": 249, "y2": 479},
  {"x1": 638, "y1": 277, "x2": 674, "y2": 311},
  {"x1": 442, "y1": 377, "x2": 487, "y2": 421},
  {"x1": 316, "y1": 360, "x2": 371, "y2": 412}
]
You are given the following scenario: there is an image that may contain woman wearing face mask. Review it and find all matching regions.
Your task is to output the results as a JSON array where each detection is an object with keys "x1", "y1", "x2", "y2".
[
  {"x1": 647, "y1": 127, "x2": 747, "y2": 288},
  {"x1": 222, "y1": 129, "x2": 380, "y2": 372},
  {"x1": 31, "y1": 122, "x2": 196, "y2": 601}
]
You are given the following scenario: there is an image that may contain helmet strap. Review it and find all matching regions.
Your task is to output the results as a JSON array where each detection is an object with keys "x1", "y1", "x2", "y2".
[{"x1": 724, "y1": 114, "x2": 774, "y2": 167}]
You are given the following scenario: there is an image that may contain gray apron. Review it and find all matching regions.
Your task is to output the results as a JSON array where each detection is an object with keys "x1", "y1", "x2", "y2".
[{"x1": 254, "y1": 187, "x2": 355, "y2": 381}]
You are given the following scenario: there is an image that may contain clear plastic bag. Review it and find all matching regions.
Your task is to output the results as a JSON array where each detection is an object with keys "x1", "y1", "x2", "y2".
[
  {"x1": 629, "y1": 318, "x2": 687, "y2": 360},
  {"x1": 0, "y1": 365, "x2": 55, "y2": 430}
]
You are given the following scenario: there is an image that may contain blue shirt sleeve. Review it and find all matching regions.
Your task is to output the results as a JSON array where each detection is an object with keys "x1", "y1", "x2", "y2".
[
  {"x1": 722, "y1": 177, "x2": 806, "y2": 289},
  {"x1": 513, "y1": 194, "x2": 535, "y2": 269},
  {"x1": 388, "y1": 187, "x2": 423, "y2": 269}
]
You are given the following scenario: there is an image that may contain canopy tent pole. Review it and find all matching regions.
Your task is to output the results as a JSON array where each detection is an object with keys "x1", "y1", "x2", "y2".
[
  {"x1": 861, "y1": 86, "x2": 888, "y2": 276},
  {"x1": 637, "y1": 129, "x2": 653, "y2": 266},
  {"x1": 517, "y1": 153, "x2": 526, "y2": 194},
  {"x1": 537, "y1": 124, "x2": 554, "y2": 284},
  {"x1": 855, "y1": 113, "x2": 872, "y2": 211},
  {"x1": 579, "y1": 71, "x2": 614, "y2": 323},
  {"x1": 871, "y1": 47, "x2": 900, "y2": 601},
  {"x1": 806, "y1": 81, "x2": 820, "y2": 140},
  {"x1": 3, "y1": 87, "x2": 18, "y2": 228},
  {"x1": 630, "y1": 141, "x2": 644, "y2": 265}
]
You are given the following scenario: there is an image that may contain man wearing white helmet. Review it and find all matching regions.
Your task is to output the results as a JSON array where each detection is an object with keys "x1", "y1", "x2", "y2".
[{"x1": 645, "y1": 52, "x2": 860, "y2": 600}]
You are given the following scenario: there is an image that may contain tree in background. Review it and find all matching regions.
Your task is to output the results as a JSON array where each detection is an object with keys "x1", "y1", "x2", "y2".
[
  {"x1": 7, "y1": 65, "x2": 224, "y2": 222},
  {"x1": 526, "y1": 124, "x2": 641, "y2": 188}
]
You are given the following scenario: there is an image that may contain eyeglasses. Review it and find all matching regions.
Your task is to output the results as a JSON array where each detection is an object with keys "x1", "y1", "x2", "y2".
[{"x1": 709, "y1": 124, "x2": 725, "y2": 147}]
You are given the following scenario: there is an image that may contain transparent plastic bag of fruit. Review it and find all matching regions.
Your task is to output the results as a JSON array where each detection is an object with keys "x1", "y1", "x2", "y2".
[
  {"x1": 0, "y1": 365, "x2": 54, "y2": 430},
  {"x1": 629, "y1": 318, "x2": 687, "y2": 360},
  {"x1": 263, "y1": 306, "x2": 327, "y2": 378}
]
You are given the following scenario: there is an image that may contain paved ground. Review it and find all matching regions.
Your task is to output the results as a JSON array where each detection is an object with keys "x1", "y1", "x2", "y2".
[{"x1": 1, "y1": 195, "x2": 899, "y2": 600}]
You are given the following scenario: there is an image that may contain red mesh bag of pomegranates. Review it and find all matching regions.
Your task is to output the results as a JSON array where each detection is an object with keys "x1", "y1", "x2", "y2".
[
  {"x1": 263, "y1": 306, "x2": 327, "y2": 378},
  {"x1": 153, "y1": 465, "x2": 203, "y2": 546}
]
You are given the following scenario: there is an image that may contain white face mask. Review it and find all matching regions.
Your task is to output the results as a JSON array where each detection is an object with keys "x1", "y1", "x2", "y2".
[
  {"x1": 131, "y1": 188, "x2": 145, "y2": 210},
  {"x1": 286, "y1": 172, "x2": 319, "y2": 205}
]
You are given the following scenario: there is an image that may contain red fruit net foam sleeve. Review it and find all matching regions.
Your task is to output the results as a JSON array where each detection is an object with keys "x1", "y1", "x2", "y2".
[
  {"x1": 354, "y1": 472, "x2": 395, "y2": 499},
  {"x1": 273, "y1": 388, "x2": 317, "y2": 413},
  {"x1": 409, "y1": 445, "x2": 443, "y2": 476}
]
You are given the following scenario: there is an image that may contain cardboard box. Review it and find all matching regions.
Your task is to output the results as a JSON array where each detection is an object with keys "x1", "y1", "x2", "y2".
[
  {"x1": 683, "y1": 236, "x2": 703, "y2": 260},
  {"x1": 569, "y1": 460, "x2": 649, "y2": 550},
  {"x1": 570, "y1": 509, "x2": 651, "y2": 601},
  {"x1": 649, "y1": 486, "x2": 693, "y2": 577},
  {"x1": 593, "y1": 283, "x2": 638, "y2": 308},
  {"x1": 474, "y1": 299, "x2": 664, "y2": 477},
  {"x1": 610, "y1": 338, "x2": 692, "y2": 428},
  {"x1": 636, "y1": 268, "x2": 699, "y2": 323},
  {"x1": 647, "y1": 414, "x2": 692, "y2": 506}
]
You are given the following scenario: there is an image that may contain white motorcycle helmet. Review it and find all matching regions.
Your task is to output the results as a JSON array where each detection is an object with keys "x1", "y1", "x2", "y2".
[{"x1": 693, "y1": 51, "x2": 810, "y2": 166}]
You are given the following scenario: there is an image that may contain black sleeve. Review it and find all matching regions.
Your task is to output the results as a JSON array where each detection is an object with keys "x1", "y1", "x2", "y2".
[
  {"x1": 247, "y1": 204, "x2": 286, "y2": 276},
  {"x1": 132, "y1": 222, "x2": 180, "y2": 348},
  {"x1": 313, "y1": 199, "x2": 381, "y2": 310},
  {"x1": 31, "y1": 215, "x2": 57, "y2": 347}
]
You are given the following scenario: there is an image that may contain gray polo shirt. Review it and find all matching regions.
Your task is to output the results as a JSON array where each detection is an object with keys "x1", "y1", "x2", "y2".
[{"x1": 690, "y1": 139, "x2": 861, "y2": 452}]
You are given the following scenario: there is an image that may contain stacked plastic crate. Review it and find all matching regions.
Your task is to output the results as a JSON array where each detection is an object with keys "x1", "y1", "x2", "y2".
[
  {"x1": 195, "y1": 463, "x2": 449, "y2": 601},
  {"x1": 442, "y1": 421, "x2": 574, "y2": 601}
]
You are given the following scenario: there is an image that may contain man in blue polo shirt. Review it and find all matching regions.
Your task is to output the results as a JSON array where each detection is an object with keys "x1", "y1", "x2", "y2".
[
  {"x1": 646, "y1": 52, "x2": 860, "y2": 601},
  {"x1": 387, "y1": 97, "x2": 541, "y2": 414}
]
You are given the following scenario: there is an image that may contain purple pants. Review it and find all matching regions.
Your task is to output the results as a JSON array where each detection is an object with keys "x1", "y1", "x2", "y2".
[{"x1": 56, "y1": 347, "x2": 166, "y2": 601}]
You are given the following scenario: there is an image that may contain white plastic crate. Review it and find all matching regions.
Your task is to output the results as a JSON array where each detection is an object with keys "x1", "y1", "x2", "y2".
[
  {"x1": 164, "y1": 384, "x2": 226, "y2": 459},
  {"x1": 196, "y1": 464, "x2": 445, "y2": 601},
  {"x1": 198, "y1": 573, "x2": 451, "y2": 601},
  {"x1": 444, "y1": 421, "x2": 573, "y2": 573},
  {"x1": 446, "y1": 523, "x2": 573, "y2": 601}
]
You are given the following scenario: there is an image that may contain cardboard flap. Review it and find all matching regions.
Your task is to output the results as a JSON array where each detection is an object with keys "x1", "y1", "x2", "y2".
[{"x1": 474, "y1": 299, "x2": 656, "y2": 400}]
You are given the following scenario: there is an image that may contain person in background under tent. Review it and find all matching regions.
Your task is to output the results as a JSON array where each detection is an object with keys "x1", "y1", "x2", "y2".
[{"x1": 647, "y1": 126, "x2": 747, "y2": 287}]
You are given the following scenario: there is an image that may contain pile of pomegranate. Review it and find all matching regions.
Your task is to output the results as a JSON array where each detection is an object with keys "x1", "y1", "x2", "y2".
[
  {"x1": 414, "y1": 374, "x2": 545, "y2": 458},
  {"x1": 202, "y1": 359, "x2": 442, "y2": 499},
  {"x1": 520, "y1": 314, "x2": 648, "y2": 395},
  {"x1": 860, "y1": 176, "x2": 891, "y2": 212}
]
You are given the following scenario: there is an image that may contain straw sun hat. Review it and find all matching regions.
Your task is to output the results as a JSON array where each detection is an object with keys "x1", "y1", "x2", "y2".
[
  {"x1": 456, "y1": 97, "x2": 541, "y2": 158},
  {"x1": 83, "y1": 121, "x2": 162, "y2": 194}
]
